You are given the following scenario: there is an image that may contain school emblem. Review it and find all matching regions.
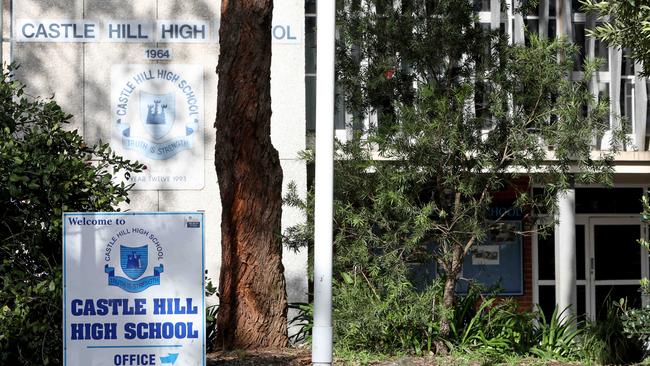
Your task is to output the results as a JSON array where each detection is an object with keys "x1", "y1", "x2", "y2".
[
  {"x1": 105, "y1": 244, "x2": 164, "y2": 293},
  {"x1": 120, "y1": 245, "x2": 148, "y2": 279},
  {"x1": 113, "y1": 66, "x2": 201, "y2": 161},
  {"x1": 140, "y1": 92, "x2": 175, "y2": 140}
]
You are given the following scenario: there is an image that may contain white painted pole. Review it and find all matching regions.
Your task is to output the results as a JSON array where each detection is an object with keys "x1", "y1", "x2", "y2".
[{"x1": 312, "y1": 0, "x2": 335, "y2": 364}]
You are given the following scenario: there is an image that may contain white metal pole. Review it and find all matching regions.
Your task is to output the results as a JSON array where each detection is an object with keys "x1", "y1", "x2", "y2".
[{"x1": 312, "y1": 0, "x2": 335, "y2": 364}]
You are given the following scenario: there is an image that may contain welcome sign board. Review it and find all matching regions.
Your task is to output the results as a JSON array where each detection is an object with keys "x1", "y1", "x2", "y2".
[{"x1": 63, "y1": 212, "x2": 205, "y2": 366}]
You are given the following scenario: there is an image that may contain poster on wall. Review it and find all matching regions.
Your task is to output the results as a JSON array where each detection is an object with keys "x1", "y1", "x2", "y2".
[
  {"x1": 63, "y1": 212, "x2": 205, "y2": 366},
  {"x1": 459, "y1": 221, "x2": 523, "y2": 295},
  {"x1": 111, "y1": 64, "x2": 204, "y2": 190}
]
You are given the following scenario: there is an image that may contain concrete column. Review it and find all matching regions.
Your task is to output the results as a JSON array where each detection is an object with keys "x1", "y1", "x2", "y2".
[{"x1": 555, "y1": 188, "x2": 577, "y2": 321}]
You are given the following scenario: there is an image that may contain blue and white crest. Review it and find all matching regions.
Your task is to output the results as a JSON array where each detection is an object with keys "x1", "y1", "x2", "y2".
[
  {"x1": 140, "y1": 91, "x2": 175, "y2": 140},
  {"x1": 120, "y1": 245, "x2": 148, "y2": 280}
]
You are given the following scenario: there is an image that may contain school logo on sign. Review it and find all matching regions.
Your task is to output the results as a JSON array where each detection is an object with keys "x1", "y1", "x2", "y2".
[
  {"x1": 120, "y1": 245, "x2": 148, "y2": 279},
  {"x1": 105, "y1": 244, "x2": 164, "y2": 293},
  {"x1": 113, "y1": 66, "x2": 201, "y2": 161}
]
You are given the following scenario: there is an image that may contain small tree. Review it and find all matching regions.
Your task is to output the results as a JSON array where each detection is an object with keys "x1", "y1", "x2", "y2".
[
  {"x1": 335, "y1": 0, "x2": 618, "y2": 350},
  {"x1": 0, "y1": 67, "x2": 143, "y2": 365}
]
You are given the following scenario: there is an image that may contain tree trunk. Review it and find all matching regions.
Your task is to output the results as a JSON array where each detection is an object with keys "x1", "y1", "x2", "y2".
[
  {"x1": 214, "y1": 0, "x2": 289, "y2": 349},
  {"x1": 439, "y1": 271, "x2": 458, "y2": 337},
  {"x1": 436, "y1": 245, "x2": 462, "y2": 353}
]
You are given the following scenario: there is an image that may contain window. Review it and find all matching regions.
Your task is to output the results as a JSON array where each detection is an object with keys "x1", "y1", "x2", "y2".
[
  {"x1": 595, "y1": 38, "x2": 609, "y2": 72},
  {"x1": 573, "y1": 22, "x2": 585, "y2": 71},
  {"x1": 620, "y1": 79, "x2": 634, "y2": 133},
  {"x1": 622, "y1": 48, "x2": 634, "y2": 76}
]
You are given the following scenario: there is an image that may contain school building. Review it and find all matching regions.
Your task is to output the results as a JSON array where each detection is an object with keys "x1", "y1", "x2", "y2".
[
  {"x1": 3, "y1": 0, "x2": 308, "y2": 330},
  {"x1": 7, "y1": 0, "x2": 650, "y2": 325}
]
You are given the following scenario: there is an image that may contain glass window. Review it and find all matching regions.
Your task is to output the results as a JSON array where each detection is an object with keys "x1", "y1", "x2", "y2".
[
  {"x1": 575, "y1": 188, "x2": 643, "y2": 214},
  {"x1": 596, "y1": 285, "x2": 642, "y2": 319},
  {"x1": 474, "y1": 0, "x2": 490, "y2": 12},
  {"x1": 548, "y1": 20, "x2": 556, "y2": 39},
  {"x1": 594, "y1": 225, "x2": 641, "y2": 281},
  {"x1": 536, "y1": 225, "x2": 585, "y2": 281},
  {"x1": 598, "y1": 81, "x2": 609, "y2": 106},
  {"x1": 549, "y1": 0, "x2": 556, "y2": 17},
  {"x1": 524, "y1": 19, "x2": 539, "y2": 46},
  {"x1": 525, "y1": 0, "x2": 539, "y2": 16},
  {"x1": 622, "y1": 48, "x2": 634, "y2": 76},
  {"x1": 595, "y1": 38, "x2": 609, "y2": 71},
  {"x1": 537, "y1": 230, "x2": 555, "y2": 281},
  {"x1": 573, "y1": 0, "x2": 585, "y2": 13},
  {"x1": 573, "y1": 22, "x2": 585, "y2": 71},
  {"x1": 475, "y1": 81, "x2": 492, "y2": 129},
  {"x1": 620, "y1": 79, "x2": 634, "y2": 132}
]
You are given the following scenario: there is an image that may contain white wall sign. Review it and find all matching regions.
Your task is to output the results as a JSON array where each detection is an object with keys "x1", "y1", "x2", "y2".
[
  {"x1": 16, "y1": 19, "x2": 301, "y2": 44},
  {"x1": 63, "y1": 212, "x2": 205, "y2": 366},
  {"x1": 111, "y1": 64, "x2": 204, "y2": 190},
  {"x1": 16, "y1": 19, "x2": 99, "y2": 42}
]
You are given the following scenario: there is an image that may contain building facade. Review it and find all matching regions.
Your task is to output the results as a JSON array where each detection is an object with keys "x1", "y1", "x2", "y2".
[
  {"x1": 7, "y1": 0, "x2": 650, "y2": 328},
  {"x1": 3, "y1": 0, "x2": 308, "y2": 330},
  {"x1": 320, "y1": 0, "x2": 650, "y2": 320}
]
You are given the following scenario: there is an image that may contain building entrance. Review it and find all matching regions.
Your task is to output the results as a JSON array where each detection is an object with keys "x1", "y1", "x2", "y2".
[{"x1": 534, "y1": 215, "x2": 648, "y2": 320}]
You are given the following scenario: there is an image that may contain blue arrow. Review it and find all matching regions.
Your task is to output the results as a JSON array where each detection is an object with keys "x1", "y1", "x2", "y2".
[{"x1": 160, "y1": 353, "x2": 179, "y2": 365}]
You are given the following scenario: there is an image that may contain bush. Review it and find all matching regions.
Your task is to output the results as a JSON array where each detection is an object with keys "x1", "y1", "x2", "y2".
[
  {"x1": 531, "y1": 307, "x2": 582, "y2": 360},
  {"x1": 334, "y1": 276, "x2": 439, "y2": 355},
  {"x1": 588, "y1": 299, "x2": 645, "y2": 364},
  {"x1": 452, "y1": 296, "x2": 537, "y2": 357},
  {"x1": 0, "y1": 66, "x2": 143, "y2": 365}
]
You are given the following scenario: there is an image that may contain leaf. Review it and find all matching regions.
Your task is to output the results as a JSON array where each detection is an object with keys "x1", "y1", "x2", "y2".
[{"x1": 341, "y1": 272, "x2": 354, "y2": 285}]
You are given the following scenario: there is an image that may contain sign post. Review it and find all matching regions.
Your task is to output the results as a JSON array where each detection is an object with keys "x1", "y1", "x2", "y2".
[{"x1": 63, "y1": 212, "x2": 205, "y2": 366}]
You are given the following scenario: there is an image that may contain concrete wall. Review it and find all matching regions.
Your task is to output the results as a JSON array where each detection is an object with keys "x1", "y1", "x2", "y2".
[{"x1": 11, "y1": 0, "x2": 307, "y2": 334}]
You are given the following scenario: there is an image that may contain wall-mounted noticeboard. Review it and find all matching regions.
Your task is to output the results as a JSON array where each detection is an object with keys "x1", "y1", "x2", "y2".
[{"x1": 458, "y1": 221, "x2": 523, "y2": 295}]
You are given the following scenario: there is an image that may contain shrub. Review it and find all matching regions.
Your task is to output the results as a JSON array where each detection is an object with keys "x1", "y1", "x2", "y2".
[
  {"x1": 0, "y1": 66, "x2": 143, "y2": 365},
  {"x1": 531, "y1": 306, "x2": 582, "y2": 360},
  {"x1": 451, "y1": 296, "x2": 537, "y2": 357},
  {"x1": 334, "y1": 276, "x2": 440, "y2": 355},
  {"x1": 588, "y1": 299, "x2": 645, "y2": 364}
]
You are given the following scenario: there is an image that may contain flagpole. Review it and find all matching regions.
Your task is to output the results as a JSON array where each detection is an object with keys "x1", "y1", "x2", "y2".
[{"x1": 312, "y1": 0, "x2": 335, "y2": 364}]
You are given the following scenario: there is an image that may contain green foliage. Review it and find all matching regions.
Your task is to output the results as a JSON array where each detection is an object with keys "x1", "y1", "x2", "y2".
[
  {"x1": 281, "y1": 0, "x2": 623, "y2": 358},
  {"x1": 451, "y1": 297, "x2": 537, "y2": 357},
  {"x1": 530, "y1": 307, "x2": 581, "y2": 360},
  {"x1": 581, "y1": 0, "x2": 650, "y2": 76},
  {"x1": 205, "y1": 274, "x2": 219, "y2": 352},
  {"x1": 288, "y1": 302, "x2": 314, "y2": 345},
  {"x1": 582, "y1": 299, "x2": 644, "y2": 365},
  {"x1": 614, "y1": 195, "x2": 650, "y2": 358},
  {"x1": 334, "y1": 277, "x2": 439, "y2": 355},
  {"x1": 335, "y1": 0, "x2": 616, "y2": 346},
  {"x1": 0, "y1": 66, "x2": 143, "y2": 365},
  {"x1": 621, "y1": 304, "x2": 650, "y2": 350}
]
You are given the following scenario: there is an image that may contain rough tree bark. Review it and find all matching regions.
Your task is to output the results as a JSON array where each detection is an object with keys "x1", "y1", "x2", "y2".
[{"x1": 214, "y1": 0, "x2": 289, "y2": 349}]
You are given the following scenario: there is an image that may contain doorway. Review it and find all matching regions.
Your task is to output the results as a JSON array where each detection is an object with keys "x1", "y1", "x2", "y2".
[{"x1": 534, "y1": 216, "x2": 648, "y2": 320}]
